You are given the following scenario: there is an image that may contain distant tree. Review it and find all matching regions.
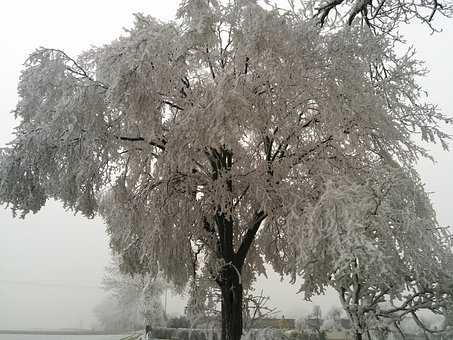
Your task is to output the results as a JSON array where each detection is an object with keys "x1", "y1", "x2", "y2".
[
  {"x1": 294, "y1": 165, "x2": 453, "y2": 340},
  {"x1": 327, "y1": 306, "x2": 342, "y2": 323},
  {"x1": 323, "y1": 306, "x2": 343, "y2": 331},
  {"x1": 94, "y1": 259, "x2": 166, "y2": 331},
  {"x1": 312, "y1": 305, "x2": 323, "y2": 322},
  {"x1": 94, "y1": 296, "x2": 134, "y2": 332},
  {"x1": 0, "y1": 1, "x2": 450, "y2": 340},
  {"x1": 305, "y1": 305, "x2": 325, "y2": 338}
]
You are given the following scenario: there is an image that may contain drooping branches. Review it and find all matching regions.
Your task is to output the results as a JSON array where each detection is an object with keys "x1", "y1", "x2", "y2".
[{"x1": 294, "y1": 165, "x2": 453, "y2": 338}]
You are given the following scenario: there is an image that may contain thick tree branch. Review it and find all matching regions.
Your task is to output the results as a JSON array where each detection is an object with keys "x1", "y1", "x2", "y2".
[
  {"x1": 163, "y1": 100, "x2": 184, "y2": 111},
  {"x1": 117, "y1": 136, "x2": 166, "y2": 151},
  {"x1": 206, "y1": 47, "x2": 216, "y2": 80},
  {"x1": 290, "y1": 135, "x2": 333, "y2": 166},
  {"x1": 316, "y1": 0, "x2": 346, "y2": 26},
  {"x1": 235, "y1": 211, "x2": 267, "y2": 266},
  {"x1": 233, "y1": 185, "x2": 250, "y2": 209}
]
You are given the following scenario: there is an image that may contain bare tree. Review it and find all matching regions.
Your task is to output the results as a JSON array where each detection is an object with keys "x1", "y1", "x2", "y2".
[
  {"x1": 243, "y1": 289, "x2": 279, "y2": 330},
  {"x1": 305, "y1": 305, "x2": 325, "y2": 339}
]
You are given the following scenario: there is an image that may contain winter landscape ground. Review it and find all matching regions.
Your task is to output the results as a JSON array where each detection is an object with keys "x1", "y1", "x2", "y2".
[{"x1": 0, "y1": 336, "x2": 128, "y2": 340}]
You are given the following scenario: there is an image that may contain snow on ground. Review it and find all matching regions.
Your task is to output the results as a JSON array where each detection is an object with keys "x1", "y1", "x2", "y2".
[{"x1": 0, "y1": 335, "x2": 130, "y2": 340}]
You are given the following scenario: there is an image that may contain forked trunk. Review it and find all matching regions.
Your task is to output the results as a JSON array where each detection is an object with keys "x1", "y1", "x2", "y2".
[
  {"x1": 206, "y1": 147, "x2": 266, "y2": 340},
  {"x1": 219, "y1": 265, "x2": 243, "y2": 340}
]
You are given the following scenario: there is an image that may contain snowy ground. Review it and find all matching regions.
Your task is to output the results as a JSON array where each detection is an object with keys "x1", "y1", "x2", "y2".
[{"x1": 0, "y1": 335, "x2": 130, "y2": 340}]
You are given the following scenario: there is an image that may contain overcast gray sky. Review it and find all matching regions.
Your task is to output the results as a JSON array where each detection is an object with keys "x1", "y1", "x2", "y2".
[{"x1": 0, "y1": 0, "x2": 452, "y2": 331}]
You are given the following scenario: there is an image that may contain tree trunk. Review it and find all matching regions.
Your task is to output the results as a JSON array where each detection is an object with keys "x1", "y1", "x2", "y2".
[
  {"x1": 354, "y1": 331, "x2": 363, "y2": 340},
  {"x1": 206, "y1": 148, "x2": 266, "y2": 340},
  {"x1": 219, "y1": 264, "x2": 243, "y2": 340}
]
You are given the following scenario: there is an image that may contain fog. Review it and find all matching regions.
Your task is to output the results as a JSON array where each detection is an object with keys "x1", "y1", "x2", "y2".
[{"x1": 1, "y1": 0, "x2": 452, "y2": 331}]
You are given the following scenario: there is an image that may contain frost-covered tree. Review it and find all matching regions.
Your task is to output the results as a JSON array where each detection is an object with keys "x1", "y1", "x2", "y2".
[
  {"x1": 95, "y1": 259, "x2": 166, "y2": 330},
  {"x1": 0, "y1": 1, "x2": 450, "y2": 339},
  {"x1": 305, "y1": 305, "x2": 325, "y2": 337},
  {"x1": 94, "y1": 297, "x2": 132, "y2": 332},
  {"x1": 327, "y1": 306, "x2": 342, "y2": 323},
  {"x1": 293, "y1": 165, "x2": 453, "y2": 340},
  {"x1": 323, "y1": 306, "x2": 345, "y2": 332}
]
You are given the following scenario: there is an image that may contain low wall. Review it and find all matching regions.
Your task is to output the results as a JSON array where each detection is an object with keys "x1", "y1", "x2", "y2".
[
  {"x1": 151, "y1": 327, "x2": 220, "y2": 340},
  {"x1": 150, "y1": 328, "x2": 289, "y2": 340},
  {"x1": 0, "y1": 329, "x2": 126, "y2": 335},
  {"x1": 150, "y1": 328, "x2": 297, "y2": 340}
]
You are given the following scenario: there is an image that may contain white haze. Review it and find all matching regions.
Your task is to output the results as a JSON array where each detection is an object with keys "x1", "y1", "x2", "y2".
[{"x1": 0, "y1": 0, "x2": 452, "y2": 330}]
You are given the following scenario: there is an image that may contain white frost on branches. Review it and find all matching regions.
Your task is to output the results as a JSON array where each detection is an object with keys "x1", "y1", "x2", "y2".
[
  {"x1": 95, "y1": 258, "x2": 166, "y2": 330},
  {"x1": 293, "y1": 165, "x2": 453, "y2": 337}
]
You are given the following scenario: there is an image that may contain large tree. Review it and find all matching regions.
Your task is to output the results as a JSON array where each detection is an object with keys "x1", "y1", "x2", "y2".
[{"x1": 0, "y1": 1, "x2": 449, "y2": 339}]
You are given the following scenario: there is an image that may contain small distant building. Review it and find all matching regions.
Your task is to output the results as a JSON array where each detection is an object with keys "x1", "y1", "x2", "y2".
[
  {"x1": 326, "y1": 330, "x2": 353, "y2": 340},
  {"x1": 319, "y1": 317, "x2": 353, "y2": 340},
  {"x1": 324, "y1": 318, "x2": 352, "y2": 332},
  {"x1": 253, "y1": 317, "x2": 296, "y2": 329},
  {"x1": 305, "y1": 317, "x2": 323, "y2": 330}
]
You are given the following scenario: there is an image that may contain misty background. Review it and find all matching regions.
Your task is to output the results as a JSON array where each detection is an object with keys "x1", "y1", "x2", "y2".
[{"x1": 0, "y1": 0, "x2": 452, "y2": 331}]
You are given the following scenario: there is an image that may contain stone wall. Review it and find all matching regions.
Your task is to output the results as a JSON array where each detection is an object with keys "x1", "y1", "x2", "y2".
[{"x1": 151, "y1": 327, "x2": 220, "y2": 340}]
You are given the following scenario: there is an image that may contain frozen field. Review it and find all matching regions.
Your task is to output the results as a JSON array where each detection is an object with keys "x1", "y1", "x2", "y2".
[{"x1": 0, "y1": 335, "x2": 130, "y2": 340}]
